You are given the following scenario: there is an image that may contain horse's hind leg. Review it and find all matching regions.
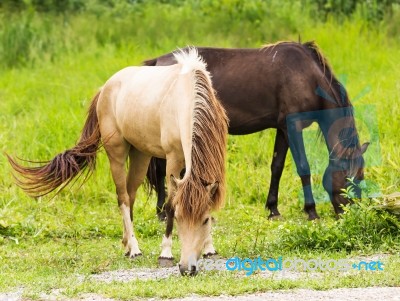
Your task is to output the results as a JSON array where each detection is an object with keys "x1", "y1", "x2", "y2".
[
  {"x1": 125, "y1": 148, "x2": 151, "y2": 256},
  {"x1": 158, "y1": 201, "x2": 175, "y2": 267},
  {"x1": 155, "y1": 159, "x2": 167, "y2": 221},
  {"x1": 104, "y1": 135, "x2": 142, "y2": 258},
  {"x1": 265, "y1": 129, "x2": 288, "y2": 219}
]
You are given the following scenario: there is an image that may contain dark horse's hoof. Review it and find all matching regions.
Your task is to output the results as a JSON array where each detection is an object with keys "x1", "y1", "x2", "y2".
[
  {"x1": 334, "y1": 207, "x2": 345, "y2": 217},
  {"x1": 158, "y1": 256, "x2": 174, "y2": 267},
  {"x1": 307, "y1": 212, "x2": 320, "y2": 220},
  {"x1": 268, "y1": 210, "x2": 281, "y2": 220},
  {"x1": 157, "y1": 211, "x2": 167, "y2": 221},
  {"x1": 268, "y1": 213, "x2": 282, "y2": 220}
]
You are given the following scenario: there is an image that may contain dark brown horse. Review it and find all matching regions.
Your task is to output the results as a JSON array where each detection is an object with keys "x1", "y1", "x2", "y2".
[{"x1": 146, "y1": 41, "x2": 369, "y2": 221}]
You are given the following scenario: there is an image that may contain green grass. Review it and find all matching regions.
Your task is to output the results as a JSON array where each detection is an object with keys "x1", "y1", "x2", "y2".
[{"x1": 1, "y1": 1, "x2": 400, "y2": 299}]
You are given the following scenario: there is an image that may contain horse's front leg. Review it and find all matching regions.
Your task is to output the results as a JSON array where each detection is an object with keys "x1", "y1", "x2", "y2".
[
  {"x1": 158, "y1": 154, "x2": 185, "y2": 267},
  {"x1": 287, "y1": 121, "x2": 319, "y2": 220},
  {"x1": 203, "y1": 224, "x2": 218, "y2": 258},
  {"x1": 158, "y1": 201, "x2": 175, "y2": 267},
  {"x1": 265, "y1": 128, "x2": 289, "y2": 219}
]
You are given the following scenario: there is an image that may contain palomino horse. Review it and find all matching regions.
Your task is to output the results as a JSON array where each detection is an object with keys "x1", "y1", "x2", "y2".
[
  {"x1": 8, "y1": 49, "x2": 228, "y2": 276},
  {"x1": 145, "y1": 41, "x2": 369, "y2": 220}
]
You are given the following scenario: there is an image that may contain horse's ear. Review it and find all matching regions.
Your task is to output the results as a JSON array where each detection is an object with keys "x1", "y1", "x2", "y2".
[
  {"x1": 206, "y1": 182, "x2": 219, "y2": 198},
  {"x1": 361, "y1": 142, "x2": 370, "y2": 154},
  {"x1": 170, "y1": 175, "x2": 178, "y2": 190}
]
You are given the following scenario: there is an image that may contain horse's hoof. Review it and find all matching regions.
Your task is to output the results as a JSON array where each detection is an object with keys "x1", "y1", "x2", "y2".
[
  {"x1": 307, "y1": 213, "x2": 320, "y2": 221},
  {"x1": 203, "y1": 252, "x2": 219, "y2": 260},
  {"x1": 157, "y1": 211, "x2": 167, "y2": 222},
  {"x1": 335, "y1": 213, "x2": 344, "y2": 220},
  {"x1": 125, "y1": 251, "x2": 142, "y2": 259},
  {"x1": 268, "y1": 214, "x2": 282, "y2": 220},
  {"x1": 158, "y1": 256, "x2": 174, "y2": 267},
  {"x1": 268, "y1": 210, "x2": 282, "y2": 220}
]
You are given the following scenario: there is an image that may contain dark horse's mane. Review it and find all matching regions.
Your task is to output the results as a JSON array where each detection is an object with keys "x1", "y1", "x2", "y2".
[
  {"x1": 301, "y1": 41, "x2": 361, "y2": 177},
  {"x1": 302, "y1": 41, "x2": 350, "y2": 107}
]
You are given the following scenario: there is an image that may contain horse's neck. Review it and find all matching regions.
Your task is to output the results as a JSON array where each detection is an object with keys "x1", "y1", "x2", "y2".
[
  {"x1": 170, "y1": 72, "x2": 197, "y2": 181},
  {"x1": 319, "y1": 107, "x2": 359, "y2": 160}
]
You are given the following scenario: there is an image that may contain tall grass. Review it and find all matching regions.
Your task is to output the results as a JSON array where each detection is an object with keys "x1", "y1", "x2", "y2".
[{"x1": 0, "y1": 0, "x2": 381, "y2": 69}]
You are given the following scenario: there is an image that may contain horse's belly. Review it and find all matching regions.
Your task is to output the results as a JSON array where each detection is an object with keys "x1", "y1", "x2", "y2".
[
  {"x1": 120, "y1": 116, "x2": 166, "y2": 158},
  {"x1": 129, "y1": 137, "x2": 166, "y2": 159}
]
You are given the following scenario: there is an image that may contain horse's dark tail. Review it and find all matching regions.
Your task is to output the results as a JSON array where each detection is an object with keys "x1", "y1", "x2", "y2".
[
  {"x1": 146, "y1": 157, "x2": 166, "y2": 195},
  {"x1": 143, "y1": 57, "x2": 158, "y2": 66},
  {"x1": 7, "y1": 91, "x2": 102, "y2": 197},
  {"x1": 146, "y1": 157, "x2": 157, "y2": 193}
]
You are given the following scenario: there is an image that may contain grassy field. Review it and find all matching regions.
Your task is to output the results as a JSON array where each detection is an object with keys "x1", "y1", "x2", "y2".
[{"x1": 1, "y1": 1, "x2": 400, "y2": 299}]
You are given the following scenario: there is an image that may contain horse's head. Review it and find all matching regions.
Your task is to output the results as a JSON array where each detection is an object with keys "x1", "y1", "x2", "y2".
[
  {"x1": 323, "y1": 142, "x2": 369, "y2": 215},
  {"x1": 170, "y1": 175, "x2": 218, "y2": 276}
]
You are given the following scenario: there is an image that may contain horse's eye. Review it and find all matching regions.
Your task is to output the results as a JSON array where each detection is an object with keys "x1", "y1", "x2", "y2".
[{"x1": 203, "y1": 217, "x2": 209, "y2": 225}]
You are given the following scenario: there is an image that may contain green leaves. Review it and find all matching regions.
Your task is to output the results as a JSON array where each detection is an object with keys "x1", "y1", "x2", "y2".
[{"x1": 274, "y1": 198, "x2": 400, "y2": 253}]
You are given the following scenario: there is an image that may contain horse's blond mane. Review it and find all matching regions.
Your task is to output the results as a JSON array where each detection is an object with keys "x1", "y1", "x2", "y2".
[{"x1": 172, "y1": 49, "x2": 228, "y2": 225}]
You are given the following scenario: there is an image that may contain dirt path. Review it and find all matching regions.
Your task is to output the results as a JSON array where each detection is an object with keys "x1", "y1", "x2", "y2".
[
  {"x1": 169, "y1": 288, "x2": 400, "y2": 301},
  {"x1": 2, "y1": 287, "x2": 400, "y2": 301},
  {"x1": 1, "y1": 254, "x2": 397, "y2": 301}
]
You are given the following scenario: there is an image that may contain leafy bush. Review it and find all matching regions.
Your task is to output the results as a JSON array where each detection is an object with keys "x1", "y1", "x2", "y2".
[
  {"x1": 274, "y1": 198, "x2": 400, "y2": 253},
  {"x1": 1, "y1": 0, "x2": 399, "y2": 69},
  {"x1": 307, "y1": 0, "x2": 400, "y2": 21},
  {"x1": 0, "y1": 0, "x2": 85, "y2": 13}
]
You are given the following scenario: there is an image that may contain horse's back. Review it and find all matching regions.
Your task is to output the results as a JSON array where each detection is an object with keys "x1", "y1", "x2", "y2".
[
  {"x1": 97, "y1": 64, "x2": 184, "y2": 157},
  {"x1": 145, "y1": 43, "x2": 332, "y2": 133},
  {"x1": 97, "y1": 62, "x2": 202, "y2": 158},
  {"x1": 197, "y1": 44, "x2": 326, "y2": 131}
]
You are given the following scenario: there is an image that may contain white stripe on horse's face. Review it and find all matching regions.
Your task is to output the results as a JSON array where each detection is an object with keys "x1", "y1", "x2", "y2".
[
  {"x1": 171, "y1": 180, "x2": 221, "y2": 276},
  {"x1": 176, "y1": 211, "x2": 212, "y2": 276}
]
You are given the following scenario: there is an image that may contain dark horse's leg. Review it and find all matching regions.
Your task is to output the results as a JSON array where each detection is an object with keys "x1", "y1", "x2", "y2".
[
  {"x1": 300, "y1": 174, "x2": 319, "y2": 220},
  {"x1": 287, "y1": 122, "x2": 319, "y2": 220},
  {"x1": 155, "y1": 159, "x2": 167, "y2": 220},
  {"x1": 158, "y1": 201, "x2": 175, "y2": 267},
  {"x1": 265, "y1": 129, "x2": 289, "y2": 218}
]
